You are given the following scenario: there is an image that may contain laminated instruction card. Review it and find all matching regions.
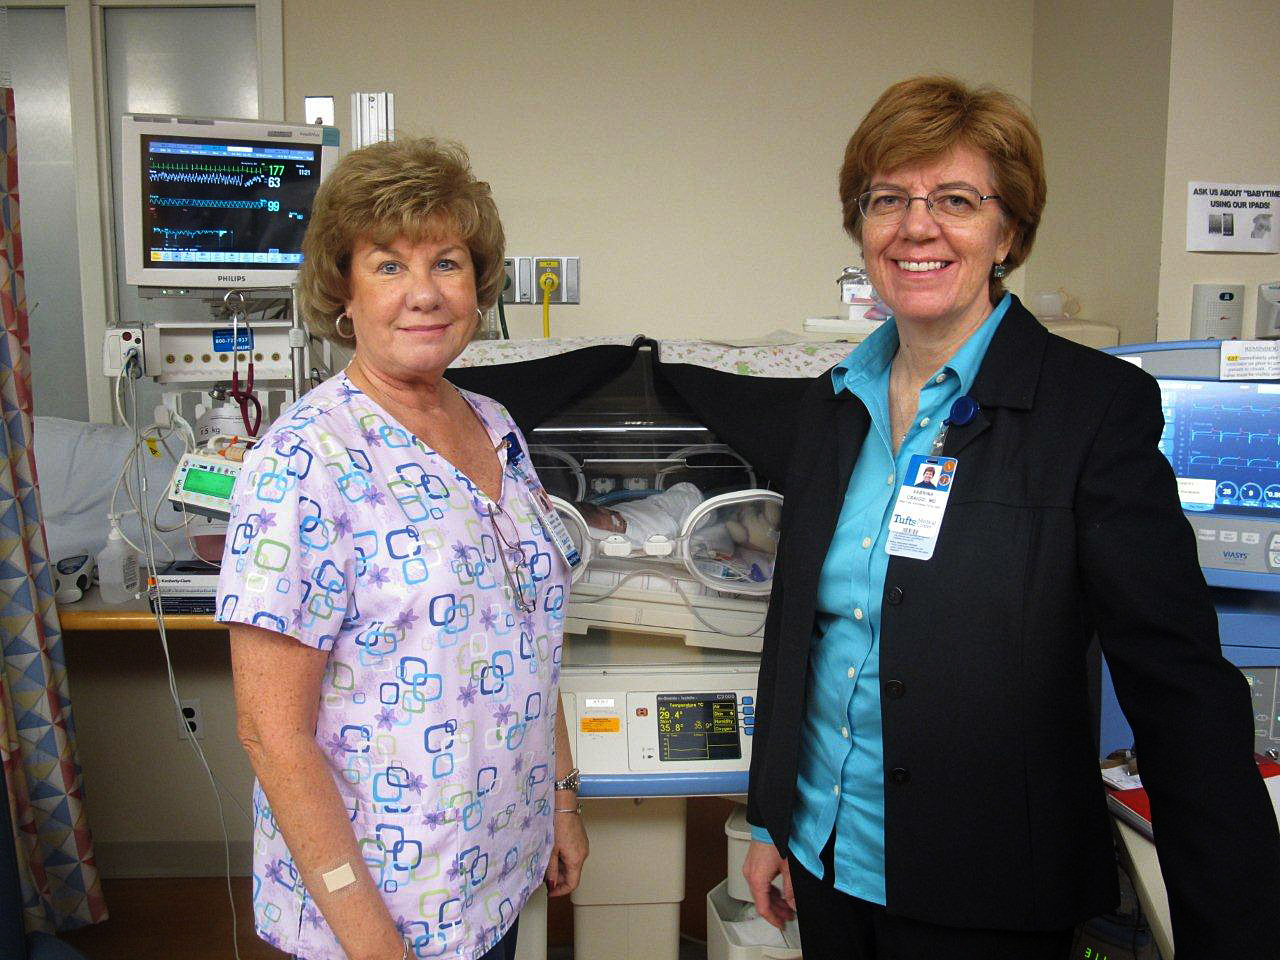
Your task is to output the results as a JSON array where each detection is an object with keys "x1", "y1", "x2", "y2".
[
  {"x1": 886, "y1": 455, "x2": 957, "y2": 560},
  {"x1": 1220, "y1": 341, "x2": 1280, "y2": 380}
]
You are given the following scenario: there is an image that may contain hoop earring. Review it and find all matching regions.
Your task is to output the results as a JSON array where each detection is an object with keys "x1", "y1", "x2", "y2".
[
  {"x1": 992, "y1": 262, "x2": 1007, "y2": 279},
  {"x1": 335, "y1": 313, "x2": 354, "y2": 340},
  {"x1": 476, "y1": 307, "x2": 484, "y2": 321}
]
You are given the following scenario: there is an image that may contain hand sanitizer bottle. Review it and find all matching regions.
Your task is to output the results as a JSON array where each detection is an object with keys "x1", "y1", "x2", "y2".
[{"x1": 96, "y1": 519, "x2": 140, "y2": 604}]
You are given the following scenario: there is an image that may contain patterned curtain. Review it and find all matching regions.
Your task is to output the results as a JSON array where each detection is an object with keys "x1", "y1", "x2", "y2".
[{"x1": 0, "y1": 87, "x2": 107, "y2": 932}]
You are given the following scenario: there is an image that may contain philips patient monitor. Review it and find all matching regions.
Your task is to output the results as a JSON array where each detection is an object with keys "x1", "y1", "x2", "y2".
[{"x1": 120, "y1": 114, "x2": 339, "y2": 291}]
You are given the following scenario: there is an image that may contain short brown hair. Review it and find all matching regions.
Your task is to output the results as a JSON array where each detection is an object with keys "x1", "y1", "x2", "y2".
[
  {"x1": 838, "y1": 76, "x2": 1046, "y2": 301},
  {"x1": 298, "y1": 138, "x2": 506, "y2": 344}
]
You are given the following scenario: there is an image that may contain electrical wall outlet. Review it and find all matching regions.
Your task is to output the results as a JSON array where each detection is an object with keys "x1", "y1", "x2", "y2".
[
  {"x1": 177, "y1": 698, "x2": 204, "y2": 741},
  {"x1": 532, "y1": 257, "x2": 580, "y2": 304},
  {"x1": 502, "y1": 257, "x2": 534, "y2": 303},
  {"x1": 102, "y1": 327, "x2": 145, "y2": 376}
]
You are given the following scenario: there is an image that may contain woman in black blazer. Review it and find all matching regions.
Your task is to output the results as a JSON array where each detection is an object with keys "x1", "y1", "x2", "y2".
[{"x1": 742, "y1": 76, "x2": 1279, "y2": 960}]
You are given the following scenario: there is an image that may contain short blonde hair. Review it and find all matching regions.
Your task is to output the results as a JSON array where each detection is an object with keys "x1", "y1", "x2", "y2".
[
  {"x1": 298, "y1": 138, "x2": 506, "y2": 343},
  {"x1": 838, "y1": 76, "x2": 1046, "y2": 301}
]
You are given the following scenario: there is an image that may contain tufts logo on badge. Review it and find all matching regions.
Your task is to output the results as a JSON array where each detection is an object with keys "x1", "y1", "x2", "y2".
[{"x1": 886, "y1": 454, "x2": 958, "y2": 560}]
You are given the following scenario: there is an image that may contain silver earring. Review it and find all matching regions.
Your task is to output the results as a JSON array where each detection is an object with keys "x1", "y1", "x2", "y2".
[
  {"x1": 992, "y1": 262, "x2": 1007, "y2": 279},
  {"x1": 476, "y1": 308, "x2": 484, "y2": 321},
  {"x1": 335, "y1": 313, "x2": 354, "y2": 339}
]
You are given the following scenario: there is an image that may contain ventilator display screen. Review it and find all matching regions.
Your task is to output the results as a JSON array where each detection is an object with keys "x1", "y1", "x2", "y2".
[
  {"x1": 1157, "y1": 379, "x2": 1280, "y2": 519},
  {"x1": 656, "y1": 692, "x2": 740, "y2": 762}
]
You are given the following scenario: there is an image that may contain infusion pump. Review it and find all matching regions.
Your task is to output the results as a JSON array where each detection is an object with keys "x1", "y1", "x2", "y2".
[{"x1": 560, "y1": 631, "x2": 758, "y2": 797}]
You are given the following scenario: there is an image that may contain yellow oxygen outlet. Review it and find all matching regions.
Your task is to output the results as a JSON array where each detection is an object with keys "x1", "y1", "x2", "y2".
[{"x1": 539, "y1": 267, "x2": 560, "y2": 338}]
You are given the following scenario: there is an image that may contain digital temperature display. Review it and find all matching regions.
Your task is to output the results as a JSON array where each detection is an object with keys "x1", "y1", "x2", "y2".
[{"x1": 656, "y1": 692, "x2": 740, "y2": 762}]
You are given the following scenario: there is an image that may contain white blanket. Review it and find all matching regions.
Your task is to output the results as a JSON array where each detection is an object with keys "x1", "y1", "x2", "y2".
[{"x1": 33, "y1": 417, "x2": 195, "y2": 564}]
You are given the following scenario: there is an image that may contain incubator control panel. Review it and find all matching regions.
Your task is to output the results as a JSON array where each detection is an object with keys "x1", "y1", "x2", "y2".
[
  {"x1": 560, "y1": 639, "x2": 759, "y2": 779},
  {"x1": 567, "y1": 684, "x2": 757, "y2": 775}
]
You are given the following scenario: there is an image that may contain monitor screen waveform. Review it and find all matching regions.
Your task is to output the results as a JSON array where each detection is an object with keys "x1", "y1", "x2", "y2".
[
  {"x1": 141, "y1": 134, "x2": 320, "y2": 271},
  {"x1": 1159, "y1": 379, "x2": 1280, "y2": 519}
]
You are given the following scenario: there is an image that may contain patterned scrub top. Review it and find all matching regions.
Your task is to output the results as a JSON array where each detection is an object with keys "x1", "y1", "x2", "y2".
[{"x1": 216, "y1": 371, "x2": 570, "y2": 960}]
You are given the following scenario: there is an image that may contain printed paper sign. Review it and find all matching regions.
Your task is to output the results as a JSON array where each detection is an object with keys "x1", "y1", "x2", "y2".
[
  {"x1": 1221, "y1": 341, "x2": 1280, "y2": 380},
  {"x1": 1187, "y1": 182, "x2": 1280, "y2": 253}
]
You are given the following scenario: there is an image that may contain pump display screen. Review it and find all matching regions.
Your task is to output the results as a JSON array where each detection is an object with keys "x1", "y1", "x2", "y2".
[
  {"x1": 182, "y1": 467, "x2": 236, "y2": 500},
  {"x1": 1157, "y1": 379, "x2": 1280, "y2": 519},
  {"x1": 656, "y1": 693, "x2": 740, "y2": 762}
]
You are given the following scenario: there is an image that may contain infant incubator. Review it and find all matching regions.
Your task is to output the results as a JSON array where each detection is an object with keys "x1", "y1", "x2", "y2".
[
  {"x1": 448, "y1": 335, "x2": 851, "y2": 653},
  {"x1": 446, "y1": 335, "x2": 850, "y2": 960},
  {"x1": 527, "y1": 345, "x2": 786, "y2": 650}
]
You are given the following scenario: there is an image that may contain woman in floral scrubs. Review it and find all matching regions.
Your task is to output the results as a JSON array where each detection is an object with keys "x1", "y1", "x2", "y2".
[{"x1": 218, "y1": 138, "x2": 587, "y2": 960}]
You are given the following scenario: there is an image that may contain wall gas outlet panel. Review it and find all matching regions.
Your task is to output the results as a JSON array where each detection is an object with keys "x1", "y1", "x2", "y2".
[
  {"x1": 532, "y1": 257, "x2": 580, "y2": 304},
  {"x1": 142, "y1": 320, "x2": 294, "y2": 383},
  {"x1": 503, "y1": 257, "x2": 534, "y2": 303}
]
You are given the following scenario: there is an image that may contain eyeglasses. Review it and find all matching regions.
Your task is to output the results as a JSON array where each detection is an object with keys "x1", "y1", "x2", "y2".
[
  {"x1": 857, "y1": 186, "x2": 1001, "y2": 224},
  {"x1": 486, "y1": 503, "x2": 537, "y2": 614}
]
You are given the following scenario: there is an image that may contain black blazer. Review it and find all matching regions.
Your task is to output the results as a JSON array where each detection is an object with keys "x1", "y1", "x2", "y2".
[{"x1": 746, "y1": 297, "x2": 1280, "y2": 955}]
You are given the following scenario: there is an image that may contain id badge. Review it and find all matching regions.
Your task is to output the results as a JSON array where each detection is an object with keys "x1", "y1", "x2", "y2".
[
  {"x1": 526, "y1": 482, "x2": 582, "y2": 568},
  {"x1": 501, "y1": 432, "x2": 581, "y2": 568},
  {"x1": 885, "y1": 455, "x2": 957, "y2": 560}
]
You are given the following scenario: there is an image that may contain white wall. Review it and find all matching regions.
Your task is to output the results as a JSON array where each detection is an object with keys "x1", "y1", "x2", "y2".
[
  {"x1": 284, "y1": 0, "x2": 1034, "y2": 340},
  {"x1": 1027, "y1": 0, "x2": 1172, "y2": 344},
  {"x1": 1157, "y1": 0, "x2": 1280, "y2": 339},
  {"x1": 66, "y1": 631, "x2": 254, "y2": 876}
]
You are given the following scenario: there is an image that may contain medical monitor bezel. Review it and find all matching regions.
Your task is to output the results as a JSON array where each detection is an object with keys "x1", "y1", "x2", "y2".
[
  {"x1": 120, "y1": 114, "x2": 338, "y2": 291},
  {"x1": 1104, "y1": 339, "x2": 1280, "y2": 591}
]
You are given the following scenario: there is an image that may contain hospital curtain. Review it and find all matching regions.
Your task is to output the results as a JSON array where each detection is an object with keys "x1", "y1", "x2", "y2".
[{"x1": 0, "y1": 86, "x2": 107, "y2": 933}]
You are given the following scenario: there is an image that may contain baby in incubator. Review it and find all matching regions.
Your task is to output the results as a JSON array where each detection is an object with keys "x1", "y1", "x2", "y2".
[
  {"x1": 573, "y1": 483, "x2": 780, "y2": 584},
  {"x1": 575, "y1": 483, "x2": 709, "y2": 547}
]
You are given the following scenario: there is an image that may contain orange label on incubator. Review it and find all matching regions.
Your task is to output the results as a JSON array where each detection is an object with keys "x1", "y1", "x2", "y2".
[{"x1": 580, "y1": 716, "x2": 621, "y2": 734}]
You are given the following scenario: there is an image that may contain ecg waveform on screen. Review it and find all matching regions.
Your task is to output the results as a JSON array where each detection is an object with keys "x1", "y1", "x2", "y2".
[
  {"x1": 150, "y1": 161, "x2": 273, "y2": 173},
  {"x1": 148, "y1": 161, "x2": 277, "y2": 190},
  {"x1": 150, "y1": 170, "x2": 250, "y2": 187},
  {"x1": 149, "y1": 195, "x2": 277, "y2": 210}
]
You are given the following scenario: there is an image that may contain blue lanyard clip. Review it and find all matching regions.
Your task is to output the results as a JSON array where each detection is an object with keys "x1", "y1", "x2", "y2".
[
  {"x1": 945, "y1": 395, "x2": 979, "y2": 427},
  {"x1": 501, "y1": 431, "x2": 525, "y2": 468}
]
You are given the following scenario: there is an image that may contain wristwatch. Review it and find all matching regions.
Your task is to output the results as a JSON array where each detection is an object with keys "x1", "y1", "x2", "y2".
[{"x1": 554, "y1": 766, "x2": 580, "y2": 792}]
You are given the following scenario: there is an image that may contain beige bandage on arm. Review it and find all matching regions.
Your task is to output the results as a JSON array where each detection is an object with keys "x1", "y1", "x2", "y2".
[{"x1": 322, "y1": 862, "x2": 358, "y2": 893}]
